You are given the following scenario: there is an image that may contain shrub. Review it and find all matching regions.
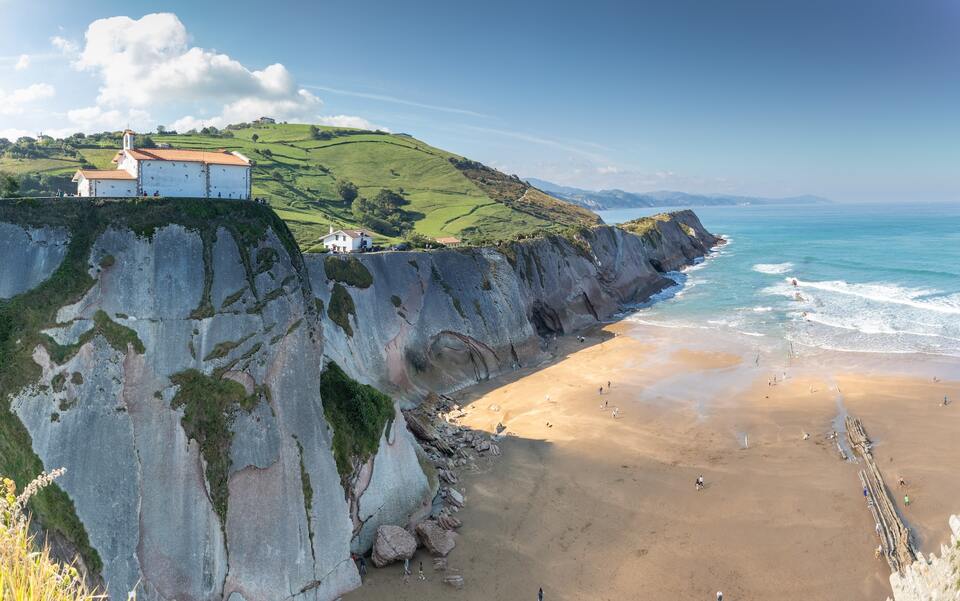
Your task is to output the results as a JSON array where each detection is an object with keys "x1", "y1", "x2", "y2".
[
  {"x1": 319, "y1": 361, "x2": 394, "y2": 479},
  {"x1": 336, "y1": 181, "x2": 358, "y2": 203},
  {"x1": 1, "y1": 470, "x2": 102, "y2": 601}
]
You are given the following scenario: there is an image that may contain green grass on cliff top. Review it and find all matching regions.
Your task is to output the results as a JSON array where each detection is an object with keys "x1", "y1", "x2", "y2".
[{"x1": 2, "y1": 123, "x2": 599, "y2": 251}]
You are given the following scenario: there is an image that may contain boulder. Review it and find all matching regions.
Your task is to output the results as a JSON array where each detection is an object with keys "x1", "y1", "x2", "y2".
[
  {"x1": 371, "y1": 525, "x2": 417, "y2": 567},
  {"x1": 446, "y1": 487, "x2": 465, "y2": 508},
  {"x1": 416, "y1": 520, "x2": 457, "y2": 556}
]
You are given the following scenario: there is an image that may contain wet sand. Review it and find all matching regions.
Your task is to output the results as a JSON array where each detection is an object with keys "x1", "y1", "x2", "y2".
[{"x1": 347, "y1": 321, "x2": 960, "y2": 601}]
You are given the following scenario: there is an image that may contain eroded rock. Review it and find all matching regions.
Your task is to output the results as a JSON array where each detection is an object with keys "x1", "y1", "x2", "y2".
[
  {"x1": 371, "y1": 525, "x2": 417, "y2": 567},
  {"x1": 416, "y1": 520, "x2": 457, "y2": 556}
]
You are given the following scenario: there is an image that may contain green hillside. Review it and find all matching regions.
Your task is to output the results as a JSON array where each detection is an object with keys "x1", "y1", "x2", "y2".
[{"x1": 0, "y1": 123, "x2": 599, "y2": 252}]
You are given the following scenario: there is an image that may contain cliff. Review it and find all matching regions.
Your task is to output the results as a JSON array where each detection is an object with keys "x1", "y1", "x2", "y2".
[
  {"x1": 0, "y1": 199, "x2": 718, "y2": 601},
  {"x1": 889, "y1": 516, "x2": 960, "y2": 601},
  {"x1": 310, "y1": 209, "x2": 719, "y2": 404}
]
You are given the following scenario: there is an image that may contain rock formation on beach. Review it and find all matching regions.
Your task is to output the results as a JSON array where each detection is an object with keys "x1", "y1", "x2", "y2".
[
  {"x1": 889, "y1": 515, "x2": 960, "y2": 601},
  {"x1": 0, "y1": 198, "x2": 719, "y2": 600}
]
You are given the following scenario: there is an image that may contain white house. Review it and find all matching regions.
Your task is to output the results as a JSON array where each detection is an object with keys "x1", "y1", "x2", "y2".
[
  {"x1": 73, "y1": 130, "x2": 252, "y2": 199},
  {"x1": 321, "y1": 227, "x2": 372, "y2": 253}
]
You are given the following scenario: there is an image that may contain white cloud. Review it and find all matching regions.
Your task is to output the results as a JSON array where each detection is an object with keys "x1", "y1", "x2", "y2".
[
  {"x1": 0, "y1": 127, "x2": 36, "y2": 141},
  {"x1": 66, "y1": 105, "x2": 152, "y2": 132},
  {"x1": 14, "y1": 54, "x2": 30, "y2": 71},
  {"x1": 305, "y1": 85, "x2": 488, "y2": 118},
  {"x1": 50, "y1": 36, "x2": 78, "y2": 55},
  {"x1": 0, "y1": 83, "x2": 56, "y2": 115},
  {"x1": 74, "y1": 13, "x2": 321, "y2": 127},
  {"x1": 316, "y1": 115, "x2": 387, "y2": 131}
]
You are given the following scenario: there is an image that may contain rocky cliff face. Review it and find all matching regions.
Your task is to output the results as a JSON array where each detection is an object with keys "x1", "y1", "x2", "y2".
[
  {"x1": 0, "y1": 200, "x2": 718, "y2": 601},
  {"x1": 889, "y1": 516, "x2": 960, "y2": 601},
  {"x1": 309, "y1": 209, "x2": 719, "y2": 404}
]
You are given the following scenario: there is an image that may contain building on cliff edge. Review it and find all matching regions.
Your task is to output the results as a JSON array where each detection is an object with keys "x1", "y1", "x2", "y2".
[{"x1": 72, "y1": 130, "x2": 252, "y2": 199}]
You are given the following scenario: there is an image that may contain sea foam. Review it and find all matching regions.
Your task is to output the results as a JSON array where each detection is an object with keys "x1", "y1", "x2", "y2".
[{"x1": 752, "y1": 262, "x2": 794, "y2": 275}]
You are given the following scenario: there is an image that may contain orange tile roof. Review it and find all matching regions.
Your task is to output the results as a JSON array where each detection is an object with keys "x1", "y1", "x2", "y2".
[
  {"x1": 118, "y1": 148, "x2": 250, "y2": 166},
  {"x1": 73, "y1": 169, "x2": 136, "y2": 181},
  {"x1": 436, "y1": 236, "x2": 462, "y2": 244}
]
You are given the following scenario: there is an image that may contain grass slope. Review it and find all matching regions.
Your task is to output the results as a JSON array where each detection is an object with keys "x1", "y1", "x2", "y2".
[{"x1": 1, "y1": 124, "x2": 599, "y2": 251}]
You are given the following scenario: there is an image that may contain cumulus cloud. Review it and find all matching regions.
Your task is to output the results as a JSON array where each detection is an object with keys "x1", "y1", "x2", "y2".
[
  {"x1": 0, "y1": 127, "x2": 36, "y2": 141},
  {"x1": 316, "y1": 115, "x2": 387, "y2": 131},
  {"x1": 73, "y1": 13, "x2": 321, "y2": 126},
  {"x1": 50, "y1": 36, "x2": 78, "y2": 55},
  {"x1": 14, "y1": 54, "x2": 30, "y2": 71},
  {"x1": 0, "y1": 83, "x2": 56, "y2": 115},
  {"x1": 67, "y1": 105, "x2": 152, "y2": 132}
]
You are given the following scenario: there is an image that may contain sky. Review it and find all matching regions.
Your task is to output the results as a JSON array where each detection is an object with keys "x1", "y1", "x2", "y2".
[{"x1": 1, "y1": 0, "x2": 958, "y2": 202}]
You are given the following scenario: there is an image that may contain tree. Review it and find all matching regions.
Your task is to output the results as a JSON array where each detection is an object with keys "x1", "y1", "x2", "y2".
[
  {"x1": 336, "y1": 180, "x2": 358, "y2": 203},
  {"x1": 156, "y1": 125, "x2": 166, "y2": 134},
  {"x1": 0, "y1": 173, "x2": 19, "y2": 197},
  {"x1": 251, "y1": 133, "x2": 259, "y2": 143},
  {"x1": 260, "y1": 148, "x2": 272, "y2": 158},
  {"x1": 134, "y1": 135, "x2": 156, "y2": 148},
  {"x1": 309, "y1": 125, "x2": 319, "y2": 139}
]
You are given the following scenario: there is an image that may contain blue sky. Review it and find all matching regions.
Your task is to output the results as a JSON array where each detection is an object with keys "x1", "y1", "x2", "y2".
[{"x1": 1, "y1": 0, "x2": 958, "y2": 202}]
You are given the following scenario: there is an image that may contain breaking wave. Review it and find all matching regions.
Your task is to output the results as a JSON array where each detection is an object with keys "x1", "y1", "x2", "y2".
[{"x1": 752, "y1": 262, "x2": 794, "y2": 275}]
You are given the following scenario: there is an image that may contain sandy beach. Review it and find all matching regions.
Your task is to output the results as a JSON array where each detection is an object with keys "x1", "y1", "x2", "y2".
[{"x1": 347, "y1": 320, "x2": 960, "y2": 601}]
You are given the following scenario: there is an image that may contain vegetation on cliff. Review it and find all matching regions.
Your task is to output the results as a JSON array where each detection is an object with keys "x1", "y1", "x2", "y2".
[
  {"x1": 327, "y1": 283, "x2": 356, "y2": 336},
  {"x1": 318, "y1": 361, "x2": 394, "y2": 480},
  {"x1": 0, "y1": 196, "x2": 303, "y2": 572},
  {"x1": 1, "y1": 123, "x2": 599, "y2": 250},
  {"x1": 169, "y1": 369, "x2": 259, "y2": 527},
  {"x1": 323, "y1": 255, "x2": 373, "y2": 288},
  {"x1": 1, "y1": 470, "x2": 101, "y2": 601}
]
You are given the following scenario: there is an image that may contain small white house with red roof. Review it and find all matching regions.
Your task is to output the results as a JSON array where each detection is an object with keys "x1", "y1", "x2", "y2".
[
  {"x1": 321, "y1": 226, "x2": 372, "y2": 253},
  {"x1": 73, "y1": 130, "x2": 252, "y2": 199}
]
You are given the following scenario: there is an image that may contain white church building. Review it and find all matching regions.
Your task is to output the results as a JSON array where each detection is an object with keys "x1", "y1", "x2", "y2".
[{"x1": 73, "y1": 130, "x2": 252, "y2": 199}]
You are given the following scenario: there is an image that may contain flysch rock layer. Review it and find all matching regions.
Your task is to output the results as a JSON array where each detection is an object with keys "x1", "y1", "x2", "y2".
[
  {"x1": 309, "y1": 209, "x2": 720, "y2": 404},
  {"x1": 0, "y1": 222, "x2": 69, "y2": 299},
  {"x1": 889, "y1": 515, "x2": 960, "y2": 601},
  {"x1": 1, "y1": 208, "x2": 719, "y2": 601},
  {"x1": 7, "y1": 223, "x2": 371, "y2": 601}
]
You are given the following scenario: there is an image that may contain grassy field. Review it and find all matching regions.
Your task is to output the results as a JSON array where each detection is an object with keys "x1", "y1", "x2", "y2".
[{"x1": 0, "y1": 124, "x2": 599, "y2": 251}]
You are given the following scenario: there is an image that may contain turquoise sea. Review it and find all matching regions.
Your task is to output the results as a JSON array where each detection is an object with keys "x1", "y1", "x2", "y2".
[{"x1": 599, "y1": 203, "x2": 960, "y2": 358}]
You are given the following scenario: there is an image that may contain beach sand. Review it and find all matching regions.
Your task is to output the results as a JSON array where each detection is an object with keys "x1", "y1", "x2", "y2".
[{"x1": 346, "y1": 322, "x2": 960, "y2": 601}]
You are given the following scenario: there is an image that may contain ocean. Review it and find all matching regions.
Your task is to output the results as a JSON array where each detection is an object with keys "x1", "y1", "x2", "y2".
[{"x1": 598, "y1": 202, "x2": 960, "y2": 358}]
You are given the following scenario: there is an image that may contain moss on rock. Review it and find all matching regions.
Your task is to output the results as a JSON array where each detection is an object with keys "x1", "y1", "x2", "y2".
[
  {"x1": 169, "y1": 369, "x2": 258, "y2": 527},
  {"x1": 323, "y1": 255, "x2": 373, "y2": 288},
  {"x1": 327, "y1": 283, "x2": 355, "y2": 336},
  {"x1": 319, "y1": 361, "x2": 394, "y2": 480}
]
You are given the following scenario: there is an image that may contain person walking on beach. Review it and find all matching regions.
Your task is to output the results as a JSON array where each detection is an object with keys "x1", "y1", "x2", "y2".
[
  {"x1": 418, "y1": 561, "x2": 426, "y2": 581},
  {"x1": 599, "y1": 386, "x2": 603, "y2": 395},
  {"x1": 403, "y1": 558, "x2": 411, "y2": 583},
  {"x1": 904, "y1": 494, "x2": 911, "y2": 507},
  {"x1": 612, "y1": 407, "x2": 619, "y2": 418},
  {"x1": 696, "y1": 475, "x2": 705, "y2": 491},
  {"x1": 899, "y1": 476, "x2": 906, "y2": 487},
  {"x1": 717, "y1": 592, "x2": 723, "y2": 601},
  {"x1": 538, "y1": 587, "x2": 544, "y2": 601}
]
